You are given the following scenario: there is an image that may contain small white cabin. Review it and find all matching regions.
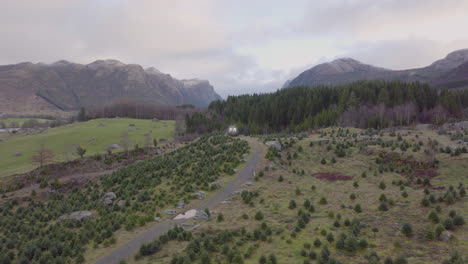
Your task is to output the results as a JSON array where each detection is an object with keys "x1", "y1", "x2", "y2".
[{"x1": 227, "y1": 125, "x2": 238, "y2": 136}]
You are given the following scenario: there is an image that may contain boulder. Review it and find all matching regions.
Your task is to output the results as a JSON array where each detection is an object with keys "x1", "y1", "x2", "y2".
[
  {"x1": 58, "y1": 211, "x2": 93, "y2": 222},
  {"x1": 438, "y1": 230, "x2": 453, "y2": 241},
  {"x1": 266, "y1": 141, "x2": 282, "y2": 151},
  {"x1": 129, "y1": 123, "x2": 135, "y2": 127},
  {"x1": 192, "y1": 191, "x2": 206, "y2": 199},
  {"x1": 210, "y1": 182, "x2": 221, "y2": 189},
  {"x1": 154, "y1": 217, "x2": 161, "y2": 222},
  {"x1": 109, "y1": 144, "x2": 121, "y2": 150},
  {"x1": 12, "y1": 152, "x2": 22, "y2": 157},
  {"x1": 165, "y1": 209, "x2": 177, "y2": 215},
  {"x1": 152, "y1": 118, "x2": 160, "y2": 122},
  {"x1": 98, "y1": 123, "x2": 106, "y2": 127},
  {"x1": 177, "y1": 201, "x2": 185, "y2": 209},
  {"x1": 193, "y1": 210, "x2": 210, "y2": 220},
  {"x1": 101, "y1": 192, "x2": 117, "y2": 205}
]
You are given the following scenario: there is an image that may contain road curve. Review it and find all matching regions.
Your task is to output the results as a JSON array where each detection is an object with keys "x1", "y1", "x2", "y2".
[{"x1": 95, "y1": 140, "x2": 263, "y2": 264}]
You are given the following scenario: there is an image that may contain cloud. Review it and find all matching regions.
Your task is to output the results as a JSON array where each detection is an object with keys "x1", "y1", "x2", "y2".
[
  {"x1": 342, "y1": 38, "x2": 468, "y2": 70},
  {"x1": 0, "y1": 0, "x2": 467, "y2": 97},
  {"x1": 300, "y1": 0, "x2": 468, "y2": 41}
]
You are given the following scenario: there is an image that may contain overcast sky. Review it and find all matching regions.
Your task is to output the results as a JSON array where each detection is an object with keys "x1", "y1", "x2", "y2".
[{"x1": 1, "y1": 0, "x2": 468, "y2": 97}]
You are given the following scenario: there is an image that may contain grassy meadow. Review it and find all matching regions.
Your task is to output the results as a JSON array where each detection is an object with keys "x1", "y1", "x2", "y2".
[
  {"x1": 0, "y1": 118, "x2": 175, "y2": 177},
  {"x1": 135, "y1": 128, "x2": 467, "y2": 264}
]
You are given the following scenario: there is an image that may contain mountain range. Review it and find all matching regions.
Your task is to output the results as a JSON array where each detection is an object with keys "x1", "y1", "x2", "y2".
[
  {"x1": 0, "y1": 60, "x2": 221, "y2": 116},
  {"x1": 284, "y1": 49, "x2": 468, "y2": 89}
]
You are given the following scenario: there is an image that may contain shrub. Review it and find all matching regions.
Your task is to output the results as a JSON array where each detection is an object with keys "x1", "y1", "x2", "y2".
[
  {"x1": 319, "y1": 197, "x2": 327, "y2": 205},
  {"x1": 217, "y1": 213, "x2": 224, "y2": 222},
  {"x1": 401, "y1": 223, "x2": 413, "y2": 237},
  {"x1": 453, "y1": 215, "x2": 465, "y2": 226},
  {"x1": 379, "y1": 182, "x2": 386, "y2": 190},
  {"x1": 378, "y1": 203, "x2": 389, "y2": 211},
  {"x1": 428, "y1": 210, "x2": 440, "y2": 223},
  {"x1": 354, "y1": 204, "x2": 362, "y2": 213},
  {"x1": 255, "y1": 212, "x2": 264, "y2": 221},
  {"x1": 289, "y1": 200, "x2": 297, "y2": 209},
  {"x1": 443, "y1": 218, "x2": 455, "y2": 230},
  {"x1": 314, "y1": 238, "x2": 322, "y2": 248}
]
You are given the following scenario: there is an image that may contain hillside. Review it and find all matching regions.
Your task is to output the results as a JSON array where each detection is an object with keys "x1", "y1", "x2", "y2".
[
  {"x1": 0, "y1": 118, "x2": 174, "y2": 177},
  {"x1": 285, "y1": 49, "x2": 468, "y2": 89},
  {"x1": 0, "y1": 60, "x2": 221, "y2": 115}
]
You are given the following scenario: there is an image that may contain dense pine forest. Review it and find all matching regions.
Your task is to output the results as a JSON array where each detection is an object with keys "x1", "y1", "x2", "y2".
[{"x1": 186, "y1": 81, "x2": 468, "y2": 134}]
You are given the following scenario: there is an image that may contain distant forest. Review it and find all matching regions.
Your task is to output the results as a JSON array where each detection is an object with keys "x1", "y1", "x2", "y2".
[{"x1": 186, "y1": 81, "x2": 468, "y2": 134}]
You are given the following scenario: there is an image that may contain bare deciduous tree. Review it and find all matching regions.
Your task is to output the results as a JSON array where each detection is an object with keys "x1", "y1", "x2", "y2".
[
  {"x1": 144, "y1": 133, "x2": 153, "y2": 148},
  {"x1": 32, "y1": 141, "x2": 55, "y2": 167},
  {"x1": 120, "y1": 131, "x2": 131, "y2": 153}
]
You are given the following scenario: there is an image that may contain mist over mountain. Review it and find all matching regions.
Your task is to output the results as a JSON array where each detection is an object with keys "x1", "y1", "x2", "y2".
[
  {"x1": 0, "y1": 60, "x2": 221, "y2": 115},
  {"x1": 284, "y1": 49, "x2": 468, "y2": 90}
]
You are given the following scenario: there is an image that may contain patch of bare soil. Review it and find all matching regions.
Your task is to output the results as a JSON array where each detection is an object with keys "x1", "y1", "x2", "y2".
[{"x1": 313, "y1": 172, "x2": 353, "y2": 181}]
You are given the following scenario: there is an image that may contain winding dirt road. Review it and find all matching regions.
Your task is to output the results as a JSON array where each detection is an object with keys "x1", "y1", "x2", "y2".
[{"x1": 95, "y1": 140, "x2": 264, "y2": 264}]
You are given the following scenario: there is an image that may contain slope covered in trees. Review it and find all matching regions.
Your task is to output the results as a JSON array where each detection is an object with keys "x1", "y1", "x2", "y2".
[
  {"x1": 187, "y1": 81, "x2": 468, "y2": 134},
  {"x1": 0, "y1": 134, "x2": 248, "y2": 263}
]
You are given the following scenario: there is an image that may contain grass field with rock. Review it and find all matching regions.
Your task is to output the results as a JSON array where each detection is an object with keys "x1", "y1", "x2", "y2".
[
  {"x1": 134, "y1": 128, "x2": 467, "y2": 264},
  {"x1": 0, "y1": 118, "x2": 174, "y2": 177}
]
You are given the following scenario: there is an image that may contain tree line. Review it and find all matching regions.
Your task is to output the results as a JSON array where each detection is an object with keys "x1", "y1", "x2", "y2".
[
  {"x1": 186, "y1": 81, "x2": 468, "y2": 134},
  {"x1": 81, "y1": 98, "x2": 203, "y2": 121}
]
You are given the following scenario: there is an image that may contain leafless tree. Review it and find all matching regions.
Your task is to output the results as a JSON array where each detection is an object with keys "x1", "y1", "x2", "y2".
[
  {"x1": 120, "y1": 131, "x2": 131, "y2": 153},
  {"x1": 144, "y1": 133, "x2": 153, "y2": 148},
  {"x1": 32, "y1": 141, "x2": 55, "y2": 167}
]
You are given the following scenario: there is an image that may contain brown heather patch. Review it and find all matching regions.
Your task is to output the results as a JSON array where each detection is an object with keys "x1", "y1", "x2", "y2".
[{"x1": 313, "y1": 172, "x2": 352, "y2": 181}]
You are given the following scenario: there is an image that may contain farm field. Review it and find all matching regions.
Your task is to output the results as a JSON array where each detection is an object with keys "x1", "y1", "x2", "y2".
[
  {"x1": 132, "y1": 128, "x2": 467, "y2": 264},
  {"x1": 0, "y1": 118, "x2": 175, "y2": 178}
]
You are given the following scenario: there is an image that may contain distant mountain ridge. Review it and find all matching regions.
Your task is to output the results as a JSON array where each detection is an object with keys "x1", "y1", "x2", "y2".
[
  {"x1": 0, "y1": 59, "x2": 221, "y2": 115},
  {"x1": 284, "y1": 49, "x2": 468, "y2": 89}
]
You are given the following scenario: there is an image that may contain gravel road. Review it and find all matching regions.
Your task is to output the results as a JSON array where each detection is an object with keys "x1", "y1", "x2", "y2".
[{"x1": 95, "y1": 140, "x2": 263, "y2": 264}]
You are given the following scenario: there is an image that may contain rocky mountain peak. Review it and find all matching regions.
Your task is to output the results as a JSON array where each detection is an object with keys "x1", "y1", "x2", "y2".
[{"x1": 87, "y1": 59, "x2": 126, "y2": 69}]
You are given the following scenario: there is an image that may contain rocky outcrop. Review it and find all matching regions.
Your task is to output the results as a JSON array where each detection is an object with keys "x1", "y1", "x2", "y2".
[
  {"x1": 101, "y1": 192, "x2": 117, "y2": 205},
  {"x1": 193, "y1": 210, "x2": 210, "y2": 220},
  {"x1": 58, "y1": 211, "x2": 93, "y2": 222},
  {"x1": 0, "y1": 59, "x2": 221, "y2": 115},
  {"x1": 266, "y1": 141, "x2": 282, "y2": 151}
]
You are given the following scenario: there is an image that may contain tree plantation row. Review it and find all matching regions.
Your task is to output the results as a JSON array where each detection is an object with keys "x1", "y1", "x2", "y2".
[{"x1": 0, "y1": 134, "x2": 249, "y2": 264}]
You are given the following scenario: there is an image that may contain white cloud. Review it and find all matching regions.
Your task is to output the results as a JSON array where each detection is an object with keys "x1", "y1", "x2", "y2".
[{"x1": 0, "y1": 0, "x2": 467, "y2": 97}]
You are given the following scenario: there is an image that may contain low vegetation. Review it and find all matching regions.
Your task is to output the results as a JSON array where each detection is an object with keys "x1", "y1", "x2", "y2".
[
  {"x1": 0, "y1": 118, "x2": 174, "y2": 177},
  {"x1": 0, "y1": 134, "x2": 248, "y2": 263}
]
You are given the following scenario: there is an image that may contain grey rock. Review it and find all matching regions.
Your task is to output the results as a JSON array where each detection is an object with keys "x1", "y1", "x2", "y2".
[
  {"x1": 152, "y1": 118, "x2": 159, "y2": 122},
  {"x1": 193, "y1": 210, "x2": 210, "y2": 220},
  {"x1": 210, "y1": 182, "x2": 221, "y2": 189},
  {"x1": 438, "y1": 230, "x2": 453, "y2": 241},
  {"x1": 266, "y1": 141, "x2": 282, "y2": 151},
  {"x1": 192, "y1": 191, "x2": 206, "y2": 199},
  {"x1": 58, "y1": 211, "x2": 93, "y2": 222},
  {"x1": 101, "y1": 192, "x2": 117, "y2": 205},
  {"x1": 165, "y1": 209, "x2": 177, "y2": 215},
  {"x1": 176, "y1": 201, "x2": 185, "y2": 209},
  {"x1": 154, "y1": 217, "x2": 161, "y2": 222},
  {"x1": 98, "y1": 123, "x2": 105, "y2": 127},
  {"x1": 109, "y1": 144, "x2": 121, "y2": 150},
  {"x1": 13, "y1": 152, "x2": 22, "y2": 157}
]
